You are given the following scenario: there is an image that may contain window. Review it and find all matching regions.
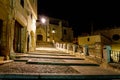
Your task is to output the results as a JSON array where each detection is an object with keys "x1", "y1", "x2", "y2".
[
  {"x1": 31, "y1": 14, "x2": 33, "y2": 19},
  {"x1": 63, "y1": 29, "x2": 67, "y2": 35},
  {"x1": 112, "y1": 34, "x2": 120, "y2": 41},
  {"x1": 87, "y1": 38, "x2": 90, "y2": 41},
  {"x1": 20, "y1": 0, "x2": 24, "y2": 7}
]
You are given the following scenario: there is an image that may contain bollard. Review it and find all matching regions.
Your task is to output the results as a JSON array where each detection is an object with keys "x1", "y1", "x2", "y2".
[
  {"x1": 106, "y1": 45, "x2": 111, "y2": 63},
  {"x1": 84, "y1": 45, "x2": 89, "y2": 56},
  {"x1": 73, "y1": 44, "x2": 78, "y2": 54},
  {"x1": 67, "y1": 43, "x2": 70, "y2": 53}
]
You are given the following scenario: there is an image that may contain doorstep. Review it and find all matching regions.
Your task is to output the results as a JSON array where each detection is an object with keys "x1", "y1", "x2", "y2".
[{"x1": 0, "y1": 60, "x2": 13, "y2": 65}]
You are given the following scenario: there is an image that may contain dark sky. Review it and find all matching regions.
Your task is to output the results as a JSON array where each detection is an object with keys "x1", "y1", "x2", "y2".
[{"x1": 37, "y1": 0, "x2": 120, "y2": 37}]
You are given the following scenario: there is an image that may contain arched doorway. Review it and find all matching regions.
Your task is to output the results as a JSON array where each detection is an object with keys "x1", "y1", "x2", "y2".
[
  {"x1": 0, "y1": 19, "x2": 3, "y2": 45},
  {"x1": 13, "y1": 21, "x2": 22, "y2": 53},
  {"x1": 37, "y1": 34, "x2": 43, "y2": 41},
  {"x1": 27, "y1": 34, "x2": 30, "y2": 52}
]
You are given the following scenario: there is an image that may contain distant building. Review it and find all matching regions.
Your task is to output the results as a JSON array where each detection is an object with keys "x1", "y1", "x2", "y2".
[
  {"x1": 78, "y1": 35, "x2": 112, "y2": 46},
  {"x1": 36, "y1": 16, "x2": 73, "y2": 43},
  {"x1": 77, "y1": 27, "x2": 120, "y2": 65},
  {"x1": 94, "y1": 27, "x2": 120, "y2": 44},
  {"x1": 0, "y1": 0, "x2": 37, "y2": 60},
  {"x1": 78, "y1": 27, "x2": 120, "y2": 46}
]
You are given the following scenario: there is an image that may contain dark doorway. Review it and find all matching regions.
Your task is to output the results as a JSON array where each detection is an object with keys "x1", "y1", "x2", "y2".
[
  {"x1": 0, "y1": 19, "x2": 3, "y2": 45},
  {"x1": 27, "y1": 34, "x2": 30, "y2": 52},
  {"x1": 37, "y1": 35, "x2": 43, "y2": 41},
  {"x1": 13, "y1": 21, "x2": 22, "y2": 53}
]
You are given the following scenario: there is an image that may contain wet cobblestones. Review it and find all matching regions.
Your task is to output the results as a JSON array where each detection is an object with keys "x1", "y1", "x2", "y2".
[
  {"x1": 0, "y1": 47, "x2": 120, "y2": 76},
  {"x1": 0, "y1": 62, "x2": 80, "y2": 74}
]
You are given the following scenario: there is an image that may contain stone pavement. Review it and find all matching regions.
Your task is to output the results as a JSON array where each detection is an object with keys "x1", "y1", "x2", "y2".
[{"x1": 0, "y1": 47, "x2": 120, "y2": 80}]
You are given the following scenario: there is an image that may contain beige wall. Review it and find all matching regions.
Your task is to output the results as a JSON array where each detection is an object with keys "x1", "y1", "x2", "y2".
[
  {"x1": 101, "y1": 35, "x2": 112, "y2": 45},
  {"x1": 78, "y1": 35, "x2": 101, "y2": 46},
  {"x1": 0, "y1": 0, "x2": 12, "y2": 58},
  {"x1": 0, "y1": 0, "x2": 37, "y2": 59},
  {"x1": 14, "y1": 0, "x2": 37, "y2": 52}
]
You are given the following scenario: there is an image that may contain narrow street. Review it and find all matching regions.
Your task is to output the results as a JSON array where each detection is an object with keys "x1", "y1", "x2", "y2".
[{"x1": 0, "y1": 47, "x2": 120, "y2": 79}]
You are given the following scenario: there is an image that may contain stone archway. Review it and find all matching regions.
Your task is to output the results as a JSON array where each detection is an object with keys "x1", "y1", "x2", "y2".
[
  {"x1": 13, "y1": 21, "x2": 22, "y2": 53},
  {"x1": 36, "y1": 26, "x2": 46, "y2": 42}
]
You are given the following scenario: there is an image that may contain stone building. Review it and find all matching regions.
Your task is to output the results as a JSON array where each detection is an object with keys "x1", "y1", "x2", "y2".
[
  {"x1": 78, "y1": 35, "x2": 111, "y2": 46},
  {"x1": 77, "y1": 27, "x2": 120, "y2": 64},
  {"x1": 36, "y1": 16, "x2": 73, "y2": 44},
  {"x1": 78, "y1": 27, "x2": 120, "y2": 46},
  {"x1": 0, "y1": 0, "x2": 37, "y2": 60},
  {"x1": 94, "y1": 27, "x2": 120, "y2": 44}
]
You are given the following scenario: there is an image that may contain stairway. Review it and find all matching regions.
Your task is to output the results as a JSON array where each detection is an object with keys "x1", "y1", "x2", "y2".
[
  {"x1": 0, "y1": 56, "x2": 13, "y2": 64},
  {"x1": 36, "y1": 42, "x2": 54, "y2": 47}
]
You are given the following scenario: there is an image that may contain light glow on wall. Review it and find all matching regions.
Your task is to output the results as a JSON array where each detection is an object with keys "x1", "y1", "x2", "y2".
[
  {"x1": 52, "y1": 30, "x2": 55, "y2": 33},
  {"x1": 31, "y1": 18, "x2": 36, "y2": 33},
  {"x1": 41, "y1": 17, "x2": 46, "y2": 24}
]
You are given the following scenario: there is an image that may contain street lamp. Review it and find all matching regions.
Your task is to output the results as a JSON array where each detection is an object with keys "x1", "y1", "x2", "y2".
[
  {"x1": 52, "y1": 28, "x2": 55, "y2": 43},
  {"x1": 41, "y1": 17, "x2": 46, "y2": 24},
  {"x1": 40, "y1": 17, "x2": 47, "y2": 42}
]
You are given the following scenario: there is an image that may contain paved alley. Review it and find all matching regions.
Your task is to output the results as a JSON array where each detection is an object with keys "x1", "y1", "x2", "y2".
[{"x1": 0, "y1": 47, "x2": 120, "y2": 79}]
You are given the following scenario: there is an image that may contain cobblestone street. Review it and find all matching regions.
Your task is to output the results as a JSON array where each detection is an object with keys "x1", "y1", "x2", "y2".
[{"x1": 0, "y1": 47, "x2": 120, "y2": 79}]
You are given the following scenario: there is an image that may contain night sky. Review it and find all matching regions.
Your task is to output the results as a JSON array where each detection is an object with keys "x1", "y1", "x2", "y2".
[{"x1": 37, "y1": 0, "x2": 120, "y2": 37}]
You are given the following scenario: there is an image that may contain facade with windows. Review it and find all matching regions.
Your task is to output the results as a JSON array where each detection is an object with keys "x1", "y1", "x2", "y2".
[
  {"x1": 36, "y1": 16, "x2": 73, "y2": 44},
  {"x1": 0, "y1": 0, "x2": 37, "y2": 60}
]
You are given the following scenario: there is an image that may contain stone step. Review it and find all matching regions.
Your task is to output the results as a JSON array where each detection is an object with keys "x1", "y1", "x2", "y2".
[
  {"x1": 0, "y1": 60, "x2": 13, "y2": 65},
  {"x1": 36, "y1": 42, "x2": 54, "y2": 47},
  {"x1": 0, "y1": 74, "x2": 119, "y2": 80},
  {"x1": 0, "y1": 56, "x2": 4, "y2": 61},
  {"x1": 14, "y1": 57, "x2": 99, "y2": 66},
  {"x1": 15, "y1": 55, "x2": 85, "y2": 60},
  {"x1": 28, "y1": 53, "x2": 75, "y2": 56},
  {"x1": 27, "y1": 60, "x2": 99, "y2": 66}
]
